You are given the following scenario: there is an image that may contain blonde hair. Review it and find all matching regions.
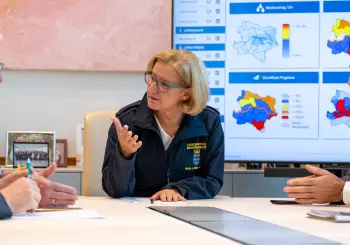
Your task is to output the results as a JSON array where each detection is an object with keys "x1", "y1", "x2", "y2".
[{"x1": 146, "y1": 49, "x2": 210, "y2": 115}]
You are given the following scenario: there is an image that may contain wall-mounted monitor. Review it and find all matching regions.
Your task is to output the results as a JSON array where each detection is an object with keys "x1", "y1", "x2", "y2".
[{"x1": 172, "y1": 0, "x2": 350, "y2": 164}]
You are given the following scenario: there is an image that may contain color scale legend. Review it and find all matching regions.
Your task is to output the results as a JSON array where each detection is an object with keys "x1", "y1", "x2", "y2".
[
  {"x1": 281, "y1": 94, "x2": 290, "y2": 127},
  {"x1": 281, "y1": 100, "x2": 289, "y2": 120},
  {"x1": 282, "y1": 24, "x2": 290, "y2": 58}
]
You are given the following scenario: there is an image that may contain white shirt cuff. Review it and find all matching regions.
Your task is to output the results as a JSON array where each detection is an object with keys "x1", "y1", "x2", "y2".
[{"x1": 343, "y1": 181, "x2": 350, "y2": 205}]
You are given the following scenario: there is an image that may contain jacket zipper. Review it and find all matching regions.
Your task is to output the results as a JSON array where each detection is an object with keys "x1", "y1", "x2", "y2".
[
  {"x1": 167, "y1": 146, "x2": 173, "y2": 184},
  {"x1": 134, "y1": 121, "x2": 169, "y2": 183}
]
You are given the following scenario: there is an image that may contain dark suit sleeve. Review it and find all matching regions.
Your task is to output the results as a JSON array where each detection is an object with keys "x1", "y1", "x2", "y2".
[
  {"x1": 101, "y1": 122, "x2": 137, "y2": 198},
  {"x1": 0, "y1": 193, "x2": 13, "y2": 219},
  {"x1": 342, "y1": 171, "x2": 350, "y2": 182},
  {"x1": 329, "y1": 171, "x2": 350, "y2": 205},
  {"x1": 163, "y1": 116, "x2": 224, "y2": 200}
]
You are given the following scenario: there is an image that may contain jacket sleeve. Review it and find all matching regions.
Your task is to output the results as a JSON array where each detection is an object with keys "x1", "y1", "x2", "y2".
[
  {"x1": 342, "y1": 171, "x2": 350, "y2": 182},
  {"x1": 163, "y1": 116, "x2": 224, "y2": 200},
  {"x1": 0, "y1": 193, "x2": 13, "y2": 220},
  {"x1": 101, "y1": 122, "x2": 137, "y2": 198},
  {"x1": 328, "y1": 171, "x2": 350, "y2": 205}
]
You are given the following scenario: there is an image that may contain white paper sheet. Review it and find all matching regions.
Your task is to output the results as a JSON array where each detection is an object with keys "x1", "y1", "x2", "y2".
[
  {"x1": 307, "y1": 209, "x2": 350, "y2": 223},
  {"x1": 119, "y1": 197, "x2": 187, "y2": 205},
  {"x1": 119, "y1": 197, "x2": 152, "y2": 203},
  {"x1": 12, "y1": 209, "x2": 104, "y2": 220}
]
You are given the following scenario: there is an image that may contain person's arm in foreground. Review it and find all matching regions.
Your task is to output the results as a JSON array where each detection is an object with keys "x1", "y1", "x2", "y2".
[
  {"x1": 102, "y1": 116, "x2": 142, "y2": 198},
  {"x1": 0, "y1": 176, "x2": 41, "y2": 219},
  {"x1": 0, "y1": 192, "x2": 12, "y2": 219},
  {"x1": 0, "y1": 169, "x2": 29, "y2": 219},
  {"x1": 151, "y1": 117, "x2": 224, "y2": 202},
  {"x1": 284, "y1": 165, "x2": 345, "y2": 204},
  {"x1": 0, "y1": 164, "x2": 78, "y2": 209}
]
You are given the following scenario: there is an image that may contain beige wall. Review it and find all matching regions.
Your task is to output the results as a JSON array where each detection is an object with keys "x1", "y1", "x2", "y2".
[{"x1": 0, "y1": 69, "x2": 145, "y2": 157}]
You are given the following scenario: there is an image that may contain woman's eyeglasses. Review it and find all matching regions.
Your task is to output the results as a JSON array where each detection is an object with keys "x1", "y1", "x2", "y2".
[{"x1": 144, "y1": 72, "x2": 183, "y2": 93}]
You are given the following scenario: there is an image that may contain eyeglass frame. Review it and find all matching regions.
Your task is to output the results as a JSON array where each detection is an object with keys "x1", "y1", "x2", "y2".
[{"x1": 144, "y1": 72, "x2": 184, "y2": 93}]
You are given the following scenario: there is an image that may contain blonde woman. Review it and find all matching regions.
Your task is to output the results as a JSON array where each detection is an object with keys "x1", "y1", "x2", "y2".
[{"x1": 102, "y1": 49, "x2": 224, "y2": 202}]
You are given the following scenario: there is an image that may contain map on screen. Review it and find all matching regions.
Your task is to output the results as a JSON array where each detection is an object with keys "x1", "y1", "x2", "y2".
[{"x1": 173, "y1": 0, "x2": 350, "y2": 163}]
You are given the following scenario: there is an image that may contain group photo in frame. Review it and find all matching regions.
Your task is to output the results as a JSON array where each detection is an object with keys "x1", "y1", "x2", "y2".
[
  {"x1": 5, "y1": 131, "x2": 56, "y2": 167},
  {"x1": 55, "y1": 139, "x2": 68, "y2": 167},
  {"x1": 13, "y1": 142, "x2": 50, "y2": 168}
]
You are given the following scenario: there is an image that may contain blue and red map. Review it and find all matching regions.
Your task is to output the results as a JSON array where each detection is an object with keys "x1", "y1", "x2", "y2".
[
  {"x1": 232, "y1": 90, "x2": 277, "y2": 132},
  {"x1": 326, "y1": 90, "x2": 350, "y2": 127},
  {"x1": 327, "y1": 19, "x2": 350, "y2": 56}
]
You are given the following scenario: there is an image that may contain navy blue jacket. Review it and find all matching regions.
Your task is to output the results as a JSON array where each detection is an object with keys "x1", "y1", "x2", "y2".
[
  {"x1": 0, "y1": 193, "x2": 12, "y2": 219},
  {"x1": 102, "y1": 93, "x2": 224, "y2": 200}
]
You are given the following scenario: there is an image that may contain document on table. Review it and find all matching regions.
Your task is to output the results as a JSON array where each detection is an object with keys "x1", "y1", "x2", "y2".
[
  {"x1": 12, "y1": 209, "x2": 104, "y2": 220},
  {"x1": 119, "y1": 197, "x2": 152, "y2": 203},
  {"x1": 35, "y1": 207, "x2": 83, "y2": 212},
  {"x1": 307, "y1": 209, "x2": 350, "y2": 223}
]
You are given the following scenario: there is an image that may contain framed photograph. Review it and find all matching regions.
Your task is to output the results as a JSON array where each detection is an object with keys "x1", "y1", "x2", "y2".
[
  {"x1": 56, "y1": 139, "x2": 68, "y2": 167},
  {"x1": 5, "y1": 131, "x2": 56, "y2": 167},
  {"x1": 13, "y1": 142, "x2": 50, "y2": 168},
  {"x1": 76, "y1": 124, "x2": 84, "y2": 168}
]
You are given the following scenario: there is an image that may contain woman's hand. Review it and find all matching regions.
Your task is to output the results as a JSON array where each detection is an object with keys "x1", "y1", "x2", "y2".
[
  {"x1": 150, "y1": 189, "x2": 186, "y2": 202},
  {"x1": 110, "y1": 116, "x2": 142, "y2": 158}
]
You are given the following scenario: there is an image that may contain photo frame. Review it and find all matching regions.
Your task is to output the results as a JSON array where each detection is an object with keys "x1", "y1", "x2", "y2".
[
  {"x1": 55, "y1": 139, "x2": 68, "y2": 168},
  {"x1": 76, "y1": 124, "x2": 84, "y2": 168},
  {"x1": 5, "y1": 131, "x2": 56, "y2": 167},
  {"x1": 13, "y1": 142, "x2": 50, "y2": 168}
]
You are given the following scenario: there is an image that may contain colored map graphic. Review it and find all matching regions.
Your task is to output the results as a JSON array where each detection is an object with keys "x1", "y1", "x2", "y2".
[
  {"x1": 327, "y1": 19, "x2": 350, "y2": 56},
  {"x1": 233, "y1": 21, "x2": 278, "y2": 63},
  {"x1": 326, "y1": 89, "x2": 350, "y2": 127},
  {"x1": 232, "y1": 90, "x2": 278, "y2": 132}
]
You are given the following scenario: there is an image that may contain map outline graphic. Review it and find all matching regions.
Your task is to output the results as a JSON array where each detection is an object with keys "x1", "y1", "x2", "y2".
[{"x1": 233, "y1": 20, "x2": 278, "y2": 63}]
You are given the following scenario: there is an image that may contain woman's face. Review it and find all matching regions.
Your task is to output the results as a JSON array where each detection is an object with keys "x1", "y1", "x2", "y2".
[{"x1": 147, "y1": 61, "x2": 189, "y2": 113}]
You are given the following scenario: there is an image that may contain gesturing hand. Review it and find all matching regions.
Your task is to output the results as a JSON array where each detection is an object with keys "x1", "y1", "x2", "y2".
[
  {"x1": 29, "y1": 163, "x2": 78, "y2": 208},
  {"x1": 35, "y1": 175, "x2": 78, "y2": 208},
  {"x1": 150, "y1": 189, "x2": 186, "y2": 202},
  {"x1": 110, "y1": 116, "x2": 142, "y2": 158},
  {"x1": 284, "y1": 165, "x2": 345, "y2": 204}
]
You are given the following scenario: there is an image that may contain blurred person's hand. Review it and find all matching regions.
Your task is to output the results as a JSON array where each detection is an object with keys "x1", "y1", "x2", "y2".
[{"x1": 0, "y1": 177, "x2": 41, "y2": 214}]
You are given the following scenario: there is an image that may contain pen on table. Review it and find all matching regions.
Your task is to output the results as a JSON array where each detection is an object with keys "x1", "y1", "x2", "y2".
[
  {"x1": 150, "y1": 199, "x2": 154, "y2": 204},
  {"x1": 27, "y1": 158, "x2": 31, "y2": 178}
]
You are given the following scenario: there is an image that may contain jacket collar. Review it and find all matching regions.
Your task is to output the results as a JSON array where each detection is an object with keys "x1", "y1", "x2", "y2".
[
  {"x1": 132, "y1": 93, "x2": 208, "y2": 142},
  {"x1": 132, "y1": 93, "x2": 156, "y2": 129}
]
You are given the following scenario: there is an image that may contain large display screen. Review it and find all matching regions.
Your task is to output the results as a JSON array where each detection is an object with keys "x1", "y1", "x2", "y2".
[{"x1": 172, "y1": 0, "x2": 350, "y2": 163}]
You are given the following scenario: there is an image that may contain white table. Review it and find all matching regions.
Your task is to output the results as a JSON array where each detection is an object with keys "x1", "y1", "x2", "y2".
[{"x1": 1, "y1": 197, "x2": 349, "y2": 245}]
